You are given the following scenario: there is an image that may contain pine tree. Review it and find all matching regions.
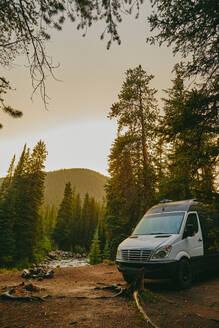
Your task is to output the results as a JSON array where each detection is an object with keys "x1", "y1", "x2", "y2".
[
  {"x1": 159, "y1": 75, "x2": 218, "y2": 201},
  {"x1": 52, "y1": 182, "x2": 74, "y2": 250},
  {"x1": 108, "y1": 65, "x2": 159, "y2": 209},
  {"x1": 89, "y1": 229, "x2": 102, "y2": 265},
  {"x1": 0, "y1": 155, "x2": 15, "y2": 203},
  {"x1": 12, "y1": 141, "x2": 48, "y2": 265},
  {"x1": 79, "y1": 193, "x2": 90, "y2": 250},
  {"x1": 103, "y1": 240, "x2": 111, "y2": 260},
  {"x1": 0, "y1": 156, "x2": 16, "y2": 267},
  {"x1": 0, "y1": 141, "x2": 48, "y2": 267},
  {"x1": 72, "y1": 193, "x2": 82, "y2": 250}
]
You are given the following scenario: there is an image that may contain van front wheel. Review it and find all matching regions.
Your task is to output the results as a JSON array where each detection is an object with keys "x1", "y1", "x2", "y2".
[{"x1": 175, "y1": 258, "x2": 192, "y2": 289}]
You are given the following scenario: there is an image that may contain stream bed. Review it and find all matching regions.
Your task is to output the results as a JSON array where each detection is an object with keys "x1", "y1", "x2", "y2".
[
  {"x1": 45, "y1": 258, "x2": 89, "y2": 268},
  {"x1": 40, "y1": 250, "x2": 89, "y2": 269}
]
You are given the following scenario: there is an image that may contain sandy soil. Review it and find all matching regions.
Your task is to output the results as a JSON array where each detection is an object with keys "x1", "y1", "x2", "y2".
[{"x1": 0, "y1": 263, "x2": 218, "y2": 328}]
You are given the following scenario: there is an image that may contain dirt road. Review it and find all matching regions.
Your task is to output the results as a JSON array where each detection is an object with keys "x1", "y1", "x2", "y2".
[{"x1": 0, "y1": 263, "x2": 218, "y2": 328}]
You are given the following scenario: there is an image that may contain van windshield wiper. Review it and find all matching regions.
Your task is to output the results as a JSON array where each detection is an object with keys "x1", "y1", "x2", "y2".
[
  {"x1": 134, "y1": 233, "x2": 170, "y2": 235},
  {"x1": 147, "y1": 233, "x2": 169, "y2": 235}
]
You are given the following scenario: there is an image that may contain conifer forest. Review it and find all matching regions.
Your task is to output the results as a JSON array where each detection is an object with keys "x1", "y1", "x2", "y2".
[
  {"x1": 0, "y1": 65, "x2": 218, "y2": 268},
  {"x1": 0, "y1": 0, "x2": 218, "y2": 269}
]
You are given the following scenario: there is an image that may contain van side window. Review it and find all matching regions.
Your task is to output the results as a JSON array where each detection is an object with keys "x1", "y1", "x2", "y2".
[{"x1": 185, "y1": 213, "x2": 199, "y2": 234}]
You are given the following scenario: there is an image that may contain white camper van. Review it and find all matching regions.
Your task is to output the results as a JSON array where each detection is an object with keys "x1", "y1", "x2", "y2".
[{"x1": 116, "y1": 199, "x2": 219, "y2": 288}]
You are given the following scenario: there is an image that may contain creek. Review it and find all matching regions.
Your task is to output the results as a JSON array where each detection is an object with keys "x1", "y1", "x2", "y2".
[{"x1": 45, "y1": 258, "x2": 89, "y2": 268}]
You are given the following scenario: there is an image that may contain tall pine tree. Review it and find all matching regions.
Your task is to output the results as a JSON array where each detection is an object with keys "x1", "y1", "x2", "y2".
[{"x1": 52, "y1": 182, "x2": 74, "y2": 250}]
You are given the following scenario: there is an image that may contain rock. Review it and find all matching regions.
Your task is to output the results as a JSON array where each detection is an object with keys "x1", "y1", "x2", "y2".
[
  {"x1": 45, "y1": 270, "x2": 54, "y2": 279},
  {"x1": 21, "y1": 269, "x2": 31, "y2": 279},
  {"x1": 21, "y1": 267, "x2": 54, "y2": 280}
]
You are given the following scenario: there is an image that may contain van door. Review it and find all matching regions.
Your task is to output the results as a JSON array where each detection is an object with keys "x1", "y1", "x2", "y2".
[{"x1": 183, "y1": 212, "x2": 204, "y2": 257}]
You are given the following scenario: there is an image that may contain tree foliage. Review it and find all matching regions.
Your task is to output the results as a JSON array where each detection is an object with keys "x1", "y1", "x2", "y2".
[
  {"x1": 0, "y1": 77, "x2": 22, "y2": 129},
  {"x1": 0, "y1": 0, "x2": 144, "y2": 114},
  {"x1": 148, "y1": 0, "x2": 219, "y2": 87},
  {"x1": 105, "y1": 66, "x2": 218, "y2": 259},
  {"x1": 89, "y1": 229, "x2": 102, "y2": 265},
  {"x1": 52, "y1": 184, "x2": 103, "y2": 253},
  {"x1": 0, "y1": 142, "x2": 106, "y2": 267},
  {"x1": 0, "y1": 140, "x2": 48, "y2": 268},
  {"x1": 52, "y1": 182, "x2": 74, "y2": 250},
  {"x1": 108, "y1": 65, "x2": 159, "y2": 208},
  {"x1": 105, "y1": 66, "x2": 159, "y2": 258},
  {"x1": 158, "y1": 74, "x2": 218, "y2": 201}
]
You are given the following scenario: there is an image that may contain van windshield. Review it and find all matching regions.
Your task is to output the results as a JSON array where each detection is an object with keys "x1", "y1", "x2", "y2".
[{"x1": 133, "y1": 212, "x2": 185, "y2": 235}]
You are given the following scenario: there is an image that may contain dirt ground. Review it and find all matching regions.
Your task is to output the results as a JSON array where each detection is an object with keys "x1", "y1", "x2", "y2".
[{"x1": 0, "y1": 263, "x2": 218, "y2": 328}]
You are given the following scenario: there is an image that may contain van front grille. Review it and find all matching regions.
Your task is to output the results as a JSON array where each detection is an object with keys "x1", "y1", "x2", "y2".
[{"x1": 121, "y1": 249, "x2": 152, "y2": 262}]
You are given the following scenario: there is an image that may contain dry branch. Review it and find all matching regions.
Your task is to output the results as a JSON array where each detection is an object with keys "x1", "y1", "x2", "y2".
[{"x1": 1, "y1": 290, "x2": 44, "y2": 302}]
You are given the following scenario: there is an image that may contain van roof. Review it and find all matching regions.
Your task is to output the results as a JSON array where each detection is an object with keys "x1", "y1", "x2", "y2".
[{"x1": 147, "y1": 199, "x2": 199, "y2": 215}]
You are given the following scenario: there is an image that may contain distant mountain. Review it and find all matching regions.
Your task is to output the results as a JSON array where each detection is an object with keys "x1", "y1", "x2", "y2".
[
  {"x1": 44, "y1": 168, "x2": 107, "y2": 205},
  {"x1": 0, "y1": 168, "x2": 108, "y2": 206}
]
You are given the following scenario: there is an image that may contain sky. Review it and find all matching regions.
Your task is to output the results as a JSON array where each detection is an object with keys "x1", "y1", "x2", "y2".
[{"x1": 0, "y1": 3, "x2": 178, "y2": 178}]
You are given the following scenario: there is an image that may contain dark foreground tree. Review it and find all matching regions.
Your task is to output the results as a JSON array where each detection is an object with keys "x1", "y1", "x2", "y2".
[
  {"x1": 148, "y1": 0, "x2": 218, "y2": 87},
  {"x1": 0, "y1": 77, "x2": 22, "y2": 129},
  {"x1": 148, "y1": 1, "x2": 219, "y2": 128}
]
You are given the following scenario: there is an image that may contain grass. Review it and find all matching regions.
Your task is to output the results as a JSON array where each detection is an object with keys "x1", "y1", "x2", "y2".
[
  {"x1": 139, "y1": 288, "x2": 162, "y2": 304},
  {"x1": 0, "y1": 267, "x2": 19, "y2": 274}
]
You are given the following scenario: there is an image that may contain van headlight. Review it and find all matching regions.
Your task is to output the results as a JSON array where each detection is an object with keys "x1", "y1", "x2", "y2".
[
  {"x1": 116, "y1": 246, "x2": 122, "y2": 260},
  {"x1": 151, "y1": 245, "x2": 172, "y2": 259}
]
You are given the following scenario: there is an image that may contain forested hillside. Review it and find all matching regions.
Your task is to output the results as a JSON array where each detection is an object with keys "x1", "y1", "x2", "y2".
[
  {"x1": 0, "y1": 168, "x2": 107, "y2": 205},
  {"x1": 44, "y1": 169, "x2": 107, "y2": 205}
]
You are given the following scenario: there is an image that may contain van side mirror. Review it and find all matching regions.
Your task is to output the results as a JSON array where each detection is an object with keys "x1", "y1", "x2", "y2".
[{"x1": 183, "y1": 224, "x2": 195, "y2": 238}]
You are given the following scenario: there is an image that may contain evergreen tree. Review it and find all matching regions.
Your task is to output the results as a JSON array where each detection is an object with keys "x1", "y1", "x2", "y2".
[
  {"x1": 159, "y1": 75, "x2": 218, "y2": 201},
  {"x1": 106, "y1": 66, "x2": 159, "y2": 258},
  {"x1": 79, "y1": 193, "x2": 90, "y2": 250},
  {"x1": 79, "y1": 193, "x2": 99, "y2": 251},
  {"x1": 0, "y1": 141, "x2": 48, "y2": 267},
  {"x1": 52, "y1": 182, "x2": 74, "y2": 250},
  {"x1": 12, "y1": 141, "x2": 48, "y2": 265},
  {"x1": 108, "y1": 65, "x2": 159, "y2": 208},
  {"x1": 0, "y1": 155, "x2": 16, "y2": 201},
  {"x1": 105, "y1": 134, "x2": 144, "y2": 258},
  {"x1": 0, "y1": 155, "x2": 16, "y2": 267},
  {"x1": 103, "y1": 240, "x2": 111, "y2": 260},
  {"x1": 97, "y1": 201, "x2": 107, "y2": 254},
  {"x1": 72, "y1": 193, "x2": 82, "y2": 249},
  {"x1": 148, "y1": 0, "x2": 218, "y2": 89},
  {"x1": 89, "y1": 229, "x2": 102, "y2": 265}
]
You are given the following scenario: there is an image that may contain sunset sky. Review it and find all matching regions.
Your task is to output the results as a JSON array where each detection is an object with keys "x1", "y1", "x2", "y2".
[{"x1": 0, "y1": 3, "x2": 178, "y2": 177}]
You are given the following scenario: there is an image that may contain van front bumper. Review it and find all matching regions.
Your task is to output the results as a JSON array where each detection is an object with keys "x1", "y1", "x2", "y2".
[{"x1": 116, "y1": 260, "x2": 178, "y2": 279}]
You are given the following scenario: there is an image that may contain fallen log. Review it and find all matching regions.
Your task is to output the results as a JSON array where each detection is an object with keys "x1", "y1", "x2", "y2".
[
  {"x1": 1, "y1": 290, "x2": 44, "y2": 302},
  {"x1": 0, "y1": 282, "x2": 47, "y2": 302}
]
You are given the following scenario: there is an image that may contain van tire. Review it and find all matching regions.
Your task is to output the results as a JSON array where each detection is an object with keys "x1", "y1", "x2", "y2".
[
  {"x1": 175, "y1": 258, "x2": 192, "y2": 289},
  {"x1": 122, "y1": 273, "x2": 134, "y2": 284}
]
